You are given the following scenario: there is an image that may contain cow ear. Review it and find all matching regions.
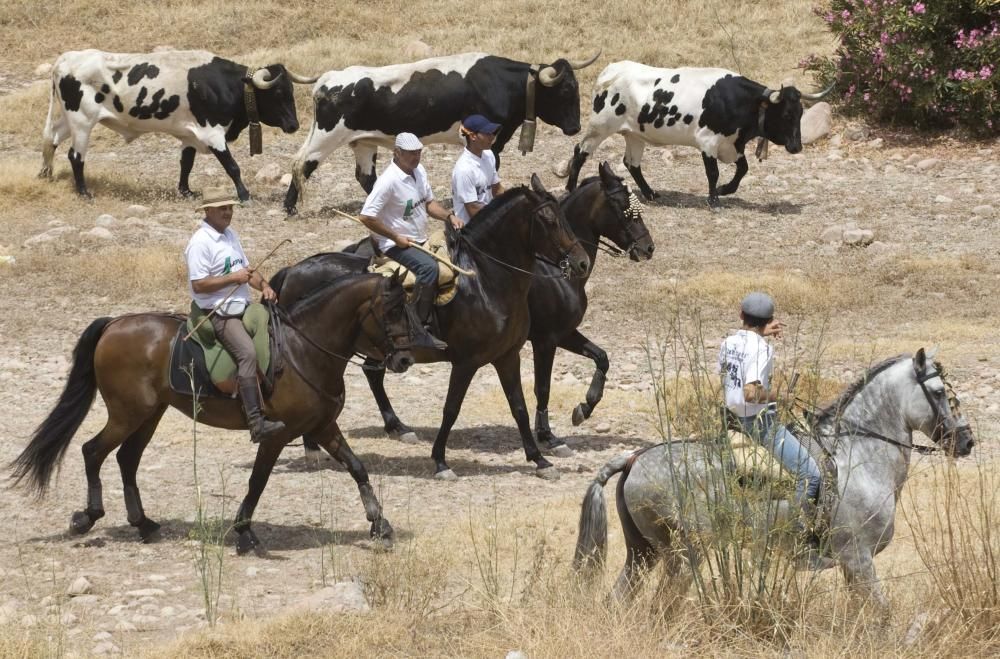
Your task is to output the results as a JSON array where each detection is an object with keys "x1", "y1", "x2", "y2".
[
  {"x1": 530, "y1": 173, "x2": 546, "y2": 195},
  {"x1": 914, "y1": 348, "x2": 927, "y2": 375}
]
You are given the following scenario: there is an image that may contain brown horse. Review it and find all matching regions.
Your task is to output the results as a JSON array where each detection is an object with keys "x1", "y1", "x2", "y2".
[{"x1": 9, "y1": 271, "x2": 414, "y2": 555}]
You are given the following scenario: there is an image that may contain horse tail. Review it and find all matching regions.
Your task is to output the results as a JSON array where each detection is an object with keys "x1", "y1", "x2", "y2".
[
  {"x1": 8, "y1": 317, "x2": 112, "y2": 496},
  {"x1": 573, "y1": 451, "x2": 632, "y2": 575}
]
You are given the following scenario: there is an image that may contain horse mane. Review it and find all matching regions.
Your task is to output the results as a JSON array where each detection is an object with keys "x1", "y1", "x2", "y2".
[
  {"x1": 813, "y1": 354, "x2": 910, "y2": 423},
  {"x1": 286, "y1": 271, "x2": 378, "y2": 316},
  {"x1": 457, "y1": 185, "x2": 532, "y2": 243}
]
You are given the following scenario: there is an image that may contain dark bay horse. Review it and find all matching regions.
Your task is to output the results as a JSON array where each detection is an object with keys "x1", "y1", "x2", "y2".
[
  {"x1": 274, "y1": 175, "x2": 590, "y2": 479},
  {"x1": 529, "y1": 162, "x2": 654, "y2": 456},
  {"x1": 9, "y1": 272, "x2": 414, "y2": 555}
]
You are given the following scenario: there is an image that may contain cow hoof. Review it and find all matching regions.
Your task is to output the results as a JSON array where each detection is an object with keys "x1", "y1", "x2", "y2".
[
  {"x1": 536, "y1": 465, "x2": 561, "y2": 481},
  {"x1": 284, "y1": 207, "x2": 298, "y2": 217},
  {"x1": 434, "y1": 468, "x2": 458, "y2": 481},
  {"x1": 137, "y1": 518, "x2": 161, "y2": 543},
  {"x1": 70, "y1": 510, "x2": 96, "y2": 535}
]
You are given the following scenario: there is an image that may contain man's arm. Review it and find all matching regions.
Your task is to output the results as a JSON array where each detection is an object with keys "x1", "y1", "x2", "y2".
[
  {"x1": 249, "y1": 270, "x2": 277, "y2": 302},
  {"x1": 360, "y1": 214, "x2": 410, "y2": 248},
  {"x1": 427, "y1": 200, "x2": 462, "y2": 230},
  {"x1": 191, "y1": 268, "x2": 252, "y2": 295}
]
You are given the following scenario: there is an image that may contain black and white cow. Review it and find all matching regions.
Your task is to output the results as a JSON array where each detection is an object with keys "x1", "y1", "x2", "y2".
[
  {"x1": 40, "y1": 49, "x2": 317, "y2": 200},
  {"x1": 283, "y1": 51, "x2": 600, "y2": 215},
  {"x1": 563, "y1": 61, "x2": 831, "y2": 207}
]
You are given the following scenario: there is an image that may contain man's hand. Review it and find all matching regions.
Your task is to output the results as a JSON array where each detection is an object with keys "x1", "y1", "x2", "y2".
[
  {"x1": 230, "y1": 268, "x2": 253, "y2": 285},
  {"x1": 260, "y1": 284, "x2": 277, "y2": 302},
  {"x1": 449, "y1": 213, "x2": 463, "y2": 230},
  {"x1": 763, "y1": 319, "x2": 785, "y2": 339},
  {"x1": 394, "y1": 235, "x2": 411, "y2": 249}
]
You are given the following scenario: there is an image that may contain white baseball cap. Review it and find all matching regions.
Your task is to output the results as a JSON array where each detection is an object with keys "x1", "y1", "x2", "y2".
[{"x1": 394, "y1": 132, "x2": 423, "y2": 151}]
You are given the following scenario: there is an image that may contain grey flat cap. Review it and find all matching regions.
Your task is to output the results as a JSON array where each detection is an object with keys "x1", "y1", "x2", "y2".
[{"x1": 741, "y1": 292, "x2": 775, "y2": 318}]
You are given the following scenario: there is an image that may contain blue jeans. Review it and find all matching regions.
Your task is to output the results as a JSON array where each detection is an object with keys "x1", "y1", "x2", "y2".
[
  {"x1": 738, "y1": 408, "x2": 821, "y2": 504},
  {"x1": 385, "y1": 244, "x2": 438, "y2": 287}
]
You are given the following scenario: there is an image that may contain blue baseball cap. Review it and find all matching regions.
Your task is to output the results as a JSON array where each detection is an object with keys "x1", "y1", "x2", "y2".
[{"x1": 462, "y1": 114, "x2": 501, "y2": 134}]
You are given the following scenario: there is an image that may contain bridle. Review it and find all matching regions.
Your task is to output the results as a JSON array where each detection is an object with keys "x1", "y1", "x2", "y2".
[
  {"x1": 274, "y1": 278, "x2": 411, "y2": 400},
  {"x1": 565, "y1": 180, "x2": 649, "y2": 259},
  {"x1": 461, "y1": 194, "x2": 581, "y2": 279}
]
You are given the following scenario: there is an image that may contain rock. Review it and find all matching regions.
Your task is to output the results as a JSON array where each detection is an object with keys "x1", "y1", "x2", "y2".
[
  {"x1": 934, "y1": 195, "x2": 953, "y2": 204},
  {"x1": 115, "y1": 620, "x2": 137, "y2": 632},
  {"x1": 95, "y1": 214, "x2": 116, "y2": 227},
  {"x1": 125, "y1": 204, "x2": 150, "y2": 217},
  {"x1": 69, "y1": 595, "x2": 101, "y2": 609},
  {"x1": 843, "y1": 124, "x2": 869, "y2": 141},
  {"x1": 916, "y1": 158, "x2": 940, "y2": 171},
  {"x1": 35, "y1": 62, "x2": 53, "y2": 77},
  {"x1": 68, "y1": 576, "x2": 93, "y2": 596},
  {"x1": 403, "y1": 39, "x2": 432, "y2": 60},
  {"x1": 92, "y1": 641, "x2": 119, "y2": 655},
  {"x1": 93, "y1": 631, "x2": 113, "y2": 642},
  {"x1": 20, "y1": 614, "x2": 38, "y2": 628},
  {"x1": 826, "y1": 150, "x2": 842, "y2": 161},
  {"x1": 83, "y1": 227, "x2": 114, "y2": 241},
  {"x1": 799, "y1": 102, "x2": 831, "y2": 144},
  {"x1": 290, "y1": 581, "x2": 369, "y2": 613},
  {"x1": 107, "y1": 605, "x2": 127, "y2": 616},
  {"x1": 904, "y1": 154, "x2": 922, "y2": 166},
  {"x1": 506, "y1": 652, "x2": 528, "y2": 659},
  {"x1": 819, "y1": 224, "x2": 844, "y2": 243},
  {"x1": 552, "y1": 158, "x2": 571, "y2": 177},
  {"x1": 595, "y1": 423, "x2": 612, "y2": 434},
  {"x1": 867, "y1": 138, "x2": 884, "y2": 149},
  {"x1": 828, "y1": 134, "x2": 843, "y2": 147},
  {"x1": 246, "y1": 567, "x2": 259, "y2": 578},
  {"x1": 883, "y1": 164, "x2": 898, "y2": 175},
  {"x1": 61, "y1": 612, "x2": 78, "y2": 625},
  {"x1": 972, "y1": 205, "x2": 994, "y2": 217},
  {"x1": 280, "y1": 173, "x2": 293, "y2": 186},
  {"x1": 842, "y1": 228, "x2": 874, "y2": 246},
  {"x1": 254, "y1": 162, "x2": 282, "y2": 184},
  {"x1": 125, "y1": 588, "x2": 164, "y2": 598}
]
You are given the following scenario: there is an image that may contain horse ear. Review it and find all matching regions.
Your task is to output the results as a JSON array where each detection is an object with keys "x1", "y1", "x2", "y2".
[
  {"x1": 914, "y1": 348, "x2": 927, "y2": 374},
  {"x1": 390, "y1": 268, "x2": 402, "y2": 285},
  {"x1": 530, "y1": 173, "x2": 546, "y2": 195},
  {"x1": 598, "y1": 161, "x2": 615, "y2": 186}
]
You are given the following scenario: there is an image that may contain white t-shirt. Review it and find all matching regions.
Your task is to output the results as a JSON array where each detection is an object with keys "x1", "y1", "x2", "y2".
[
  {"x1": 185, "y1": 221, "x2": 251, "y2": 314},
  {"x1": 718, "y1": 330, "x2": 774, "y2": 417},
  {"x1": 361, "y1": 161, "x2": 435, "y2": 253},
  {"x1": 451, "y1": 148, "x2": 500, "y2": 225}
]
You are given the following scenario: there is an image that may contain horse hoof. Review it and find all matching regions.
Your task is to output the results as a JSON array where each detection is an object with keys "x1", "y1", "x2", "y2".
[
  {"x1": 236, "y1": 530, "x2": 262, "y2": 556},
  {"x1": 434, "y1": 469, "x2": 458, "y2": 481},
  {"x1": 572, "y1": 404, "x2": 587, "y2": 426},
  {"x1": 137, "y1": 519, "x2": 161, "y2": 543},
  {"x1": 552, "y1": 444, "x2": 575, "y2": 458},
  {"x1": 398, "y1": 431, "x2": 420, "y2": 445},
  {"x1": 536, "y1": 466, "x2": 561, "y2": 481},
  {"x1": 370, "y1": 518, "x2": 395, "y2": 550},
  {"x1": 70, "y1": 511, "x2": 95, "y2": 535}
]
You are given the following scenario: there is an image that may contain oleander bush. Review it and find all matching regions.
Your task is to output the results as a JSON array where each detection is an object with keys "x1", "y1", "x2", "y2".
[{"x1": 805, "y1": 0, "x2": 1000, "y2": 135}]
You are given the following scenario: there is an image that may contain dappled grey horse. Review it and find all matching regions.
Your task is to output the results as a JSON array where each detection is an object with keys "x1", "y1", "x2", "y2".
[{"x1": 574, "y1": 349, "x2": 975, "y2": 609}]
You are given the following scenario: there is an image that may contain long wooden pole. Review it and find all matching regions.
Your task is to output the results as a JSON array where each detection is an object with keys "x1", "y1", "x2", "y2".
[
  {"x1": 329, "y1": 207, "x2": 476, "y2": 277},
  {"x1": 183, "y1": 238, "x2": 292, "y2": 341}
]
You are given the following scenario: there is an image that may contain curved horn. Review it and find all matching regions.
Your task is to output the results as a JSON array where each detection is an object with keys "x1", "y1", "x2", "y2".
[
  {"x1": 801, "y1": 81, "x2": 836, "y2": 102},
  {"x1": 538, "y1": 65, "x2": 566, "y2": 87},
  {"x1": 287, "y1": 70, "x2": 319, "y2": 85},
  {"x1": 762, "y1": 87, "x2": 781, "y2": 104},
  {"x1": 567, "y1": 49, "x2": 602, "y2": 70},
  {"x1": 251, "y1": 67, "x2": 283, "y2": 90}
]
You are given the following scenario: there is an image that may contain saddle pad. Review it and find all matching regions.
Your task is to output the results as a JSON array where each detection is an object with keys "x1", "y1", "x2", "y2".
[
  {"x1": 727, "y1": 429, "x2": 797, "y2": 491},
  {"x1": 168, "y1": 303, "x2": 273, "y2": 398},
  {"x1": 370, "y1": 230, "x2": 457, "y2": 305}
]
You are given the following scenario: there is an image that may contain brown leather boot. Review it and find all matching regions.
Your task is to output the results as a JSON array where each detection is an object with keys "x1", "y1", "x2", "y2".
[
  {"x1": 406, "y1": 283, "x2": 448, "y2": 351},
  {"x1": 238, "y1": 377, "x2": 286, "y2": 444}
]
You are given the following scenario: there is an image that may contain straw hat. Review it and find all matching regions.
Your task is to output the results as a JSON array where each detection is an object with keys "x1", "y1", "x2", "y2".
[{"x1": 197, "y1": 188, "x2": 240, "y2": 210}]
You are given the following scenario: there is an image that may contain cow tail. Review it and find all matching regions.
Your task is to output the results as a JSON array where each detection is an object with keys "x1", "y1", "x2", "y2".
[
  {"x1": 573, "y1": 451, "x2": 632, "y2": 577},
  {"x1": 40, "y1": 69, "x2": 61, "y2": 177},
  {"x1": 8, "y1": 317, "x2": 112, "y2": 497}
]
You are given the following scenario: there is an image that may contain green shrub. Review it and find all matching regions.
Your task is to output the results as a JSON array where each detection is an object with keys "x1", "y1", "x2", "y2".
[{"x1": 805, "y1": 0, "x2": 999, "y2": 135}]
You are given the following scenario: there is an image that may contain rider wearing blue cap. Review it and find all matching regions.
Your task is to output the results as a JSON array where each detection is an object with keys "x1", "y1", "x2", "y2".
[{"x1": 451, "y1": 114, "x2": 505, "y2": 226}]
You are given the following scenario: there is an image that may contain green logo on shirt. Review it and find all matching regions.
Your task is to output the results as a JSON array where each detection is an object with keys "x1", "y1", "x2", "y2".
[
  {"x1": 403, "y1": 199, "x2": 414, "y2": 218},
  {"x1": 223, "y1": 256, "x2": 232, "y2": 274}
]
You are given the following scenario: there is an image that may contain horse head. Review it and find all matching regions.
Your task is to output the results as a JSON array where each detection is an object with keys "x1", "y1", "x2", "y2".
[
  {"x1": 528, "y1": 174, "x2": 590, "y2": 277},
  {"x1": 596, "y1": 161, "x2": 654, "y2": 261},
  {"x1": 912, "y1": 348, "x2": 975, "y2": 457},
  {"x1": 358, "y1": 270, "x2": 414, "y2": 373}
]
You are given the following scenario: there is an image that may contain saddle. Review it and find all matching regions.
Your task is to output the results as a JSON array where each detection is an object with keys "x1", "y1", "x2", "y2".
[
  {"x1": 367, "y1": 230, "x2": 459, "y2": 305},
  {"x1": 168, "y1": 302, "x2": 282, "y2": 399}
]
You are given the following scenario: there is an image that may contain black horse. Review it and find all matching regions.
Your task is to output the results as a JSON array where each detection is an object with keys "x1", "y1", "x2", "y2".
[
  {"x1": 529, "y1": 162, "x2": 654, "y2": 455},
  {"x1": 10, "y1": 272, "x2": 415, "y2": 555},
  {"x1": 273, "y1": 175, "x2": 590, "y2": 479}
]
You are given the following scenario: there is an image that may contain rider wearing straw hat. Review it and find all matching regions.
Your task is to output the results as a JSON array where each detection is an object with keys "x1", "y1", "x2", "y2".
[
  {"x1": 185, "y1": 188, "x2": 284, "y2": 444},
  {"x1": 358, "y1": 132, "x2": 459, "y2": 351},
  {"x1": 718, "y1": 292, "x2": 822, "y2": 533}
]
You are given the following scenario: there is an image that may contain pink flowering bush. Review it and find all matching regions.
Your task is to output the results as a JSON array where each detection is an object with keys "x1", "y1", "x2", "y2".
[{"x1": 804, "y1": 0, "x2": 999, "y2": 135}]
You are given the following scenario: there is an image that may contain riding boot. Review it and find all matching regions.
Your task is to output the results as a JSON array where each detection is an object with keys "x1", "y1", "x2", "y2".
[
  {"x1": 796, "y1": 497, "x2": 821, "y2": 549},
  {"x1": 405, "y1": 283, "x2": 448, "y2": 351},
  {"x1": 238, "y1": 377, "x2": 286, "y2": 444}
]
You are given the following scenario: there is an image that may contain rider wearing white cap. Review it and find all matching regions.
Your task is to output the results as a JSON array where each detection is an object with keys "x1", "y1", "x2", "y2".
[
  {"x1": 718, "y1": 291, "x2": 822, "y2": 534},
  {"x1": 358, "y1": 133, "x2": 459, "y2": 351}
]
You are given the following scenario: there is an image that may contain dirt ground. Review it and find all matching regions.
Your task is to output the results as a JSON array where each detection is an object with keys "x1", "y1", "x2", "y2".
[{"x1": 1, "y1": 105, "x2": 998, "y2": 655}]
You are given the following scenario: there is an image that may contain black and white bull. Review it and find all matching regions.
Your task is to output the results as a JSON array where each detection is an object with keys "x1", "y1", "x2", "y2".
[
  {"x1": 40, "y1": 49, "x2": 317, "y2": 200},
  {"x1": 563, "y1": 62, "x2": 831, "y2": 207},
  {"x1": 283, "y1": 51, "x2": 600, "y2": 215}
]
